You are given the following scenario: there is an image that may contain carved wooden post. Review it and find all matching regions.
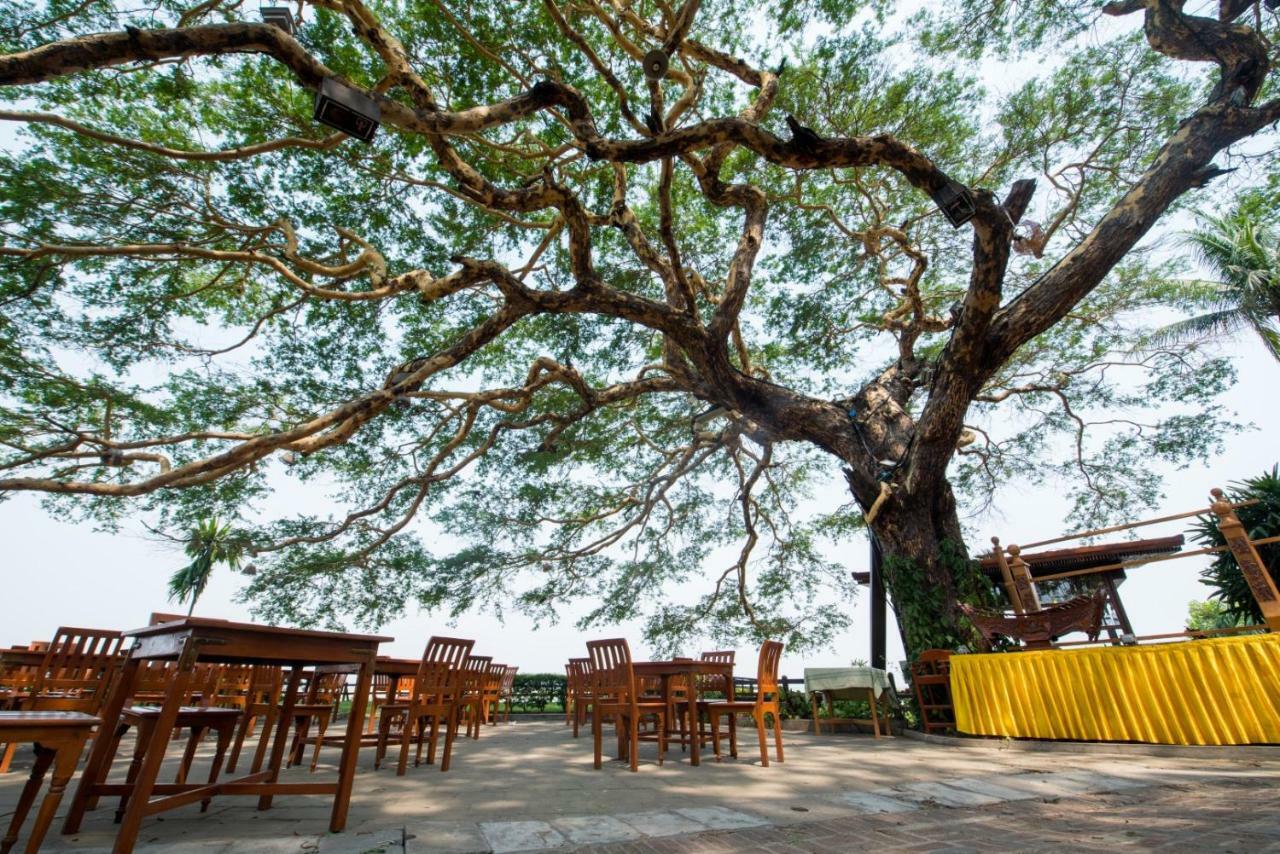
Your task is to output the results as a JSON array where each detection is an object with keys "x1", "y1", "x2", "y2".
[
  {"x1": 1006, "y1": 544, "x2": 1041, "y2": 613},
  {"x1": 991, "y1": 536, "x2": 1024, "y2": 614},
  {"x1": 1211, "y1": 487, "x2": 1280, "y2": 632}
]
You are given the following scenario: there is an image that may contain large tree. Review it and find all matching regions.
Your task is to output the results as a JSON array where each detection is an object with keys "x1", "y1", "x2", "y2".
[{"x1": 1, "y1": 0, "x2": 1276, "y2": 656}]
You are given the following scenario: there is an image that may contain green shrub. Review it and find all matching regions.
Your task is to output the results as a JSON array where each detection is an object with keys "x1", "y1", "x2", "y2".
[{"x1": 510, "y1": 672, "x2": 566, "y2": 712}]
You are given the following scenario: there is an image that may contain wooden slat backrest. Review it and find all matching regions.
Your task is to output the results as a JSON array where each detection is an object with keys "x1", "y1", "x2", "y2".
[
  {"x1": 461, "y1": 656, "x2": 493, "y2": 697},
  {"x1": 483, "y1": 662, "x2": 506, "y2": 694},
  {"x1": 412, "y1": 636, "x2": 474, "y2": 702},
  {"x1": 499, "y1": 666, "x2": 518, "y2": 696},
  {"x1": 699, "y1": 650, "x2": 735, "y2": 695},
  {"x1": 586, "y1": 638, "x2": 634, "y2": 705},
  {"x1": 305, "y1": 670, "x2": 348, "y2": 705},
  {"x1": 754, "y1": 640, "x2": 784, "y2": 702},
  {"x1": 33, "y1": 627, "x2": 124, "y2": 701}
]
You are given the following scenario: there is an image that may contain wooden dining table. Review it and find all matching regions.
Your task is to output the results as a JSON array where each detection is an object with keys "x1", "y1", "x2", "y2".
[
  {"x1": 631, "y1": 659, "x2": 734, "y2": 766},
  {"x1": 61, "y1": 617, "x2": 391, "y2": 853}
]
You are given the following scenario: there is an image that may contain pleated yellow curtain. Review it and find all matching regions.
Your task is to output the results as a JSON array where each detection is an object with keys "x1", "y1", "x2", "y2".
[{"x1": 951, "y1": 633, "x2": 1280, "y2": 745}]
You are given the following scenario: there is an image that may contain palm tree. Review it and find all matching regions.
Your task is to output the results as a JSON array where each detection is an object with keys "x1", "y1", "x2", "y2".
[
  {"x1": 168, "y1": 518, "x2": 246, "y2": 616},
  {"x1": 1149, "y1": 209, "x2": 1280, "y2": 361}
]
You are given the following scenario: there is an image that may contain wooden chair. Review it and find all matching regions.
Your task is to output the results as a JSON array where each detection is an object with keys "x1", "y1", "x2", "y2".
[
  {"x1": 111, "y1": 664, "x2": 239, "y2": 821},
  {"x1": 0, "y1": 711, "x2": 99, "y2": 854},
  {"x1": 375, "y1": 636, "x2": 473, "y2": 774},
  {"x1": 498, "y1": 666, "x2": 518, "y2": 723},
  {"x1": 287, "y1": 670, "x2": 348, "y2": 772},
  {"x1": 1, "y1": 627, "x2": 123, "y2": 774},
  {"x1": 911, "y1": 649, "x2": 955, "y2": 734},
  {"x1": 225, "y1": 665, "x2": 283, "y2": 773},
  {"x1": 706, "y1": 641, "x2": 784, "y2": 767},
  {"x1": 460, "y1": 655, "x2": 493, "y2": 739},
  {"x1": 565, "y1": 658, "x2": 592, "y2": 737},
  {"x1": 586, "y1": 639, "x2": 666, "y2": 772},
  {"x1": 481, "y1": 662, "x2": 506, "y2": 726},
  {"x1": 674, "y1": 650, "x2": 735, "y2": 752}
]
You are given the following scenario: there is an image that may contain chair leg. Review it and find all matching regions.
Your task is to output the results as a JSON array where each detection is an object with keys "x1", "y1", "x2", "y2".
[
  {"x1": 22, "y1": 740, "x2": 79, "y2": 854},
  {"x1": 176, "y1": 725, "x2": 207, "y2": 784},
  {"x1": 728, "y1": 712, "x2": 738, "y2": 759},
  {"x1": 628, "y1": 714, "x2": 639, "y2": 772},
  {"x1": 0, "y1": 742, "x2": 16, "y2": 775},
  {"x1": 86, "y1": 723, "x2": 129, "y2": 811},
  {"x1": 755, "y1": 711, "x2": 769, "y2": 768},
  {"x1": 657, "y1": 711, "x2": 666, "y2": 767},
  {"x1": 592, "y1": 704, "x2": 602, "y2": 769},
  {"x1": 572, "y1": 696, "x2": 580, "y2": 738},
  {"x1": 396, "y1": 709, "x2": 414, "y2": 776},
  {"x1": 226, "y1": 712, "x2": 252, "y2": 775},
  {"x1": 426, "y1": 714, "x2": 441, "y2": 766},
  {"x1": 116, "y1": 719, "x2": 153, "y2": 824},
  {"x1": 441, "y1": 706, "x2": 459, "y2": 772},
  {"x1": 709, "y1": 710, "x2": 721, "y2": 759},
  {"x1": 201, "y1": 723, "x2": 235, "y2": 813},
  {"x1": 1, "y1": 744, "x2": 53, "y2": 854},
  {"x1": 772, "y1": 708, "x2": 784, "y2": 762},
  {"x1": 309, "y1": 711, "x2": 330, "y2": 773}
]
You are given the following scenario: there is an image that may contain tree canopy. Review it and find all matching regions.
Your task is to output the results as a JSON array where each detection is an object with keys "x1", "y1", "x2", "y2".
[{"x1": 1, "y1": 0, "x2": 1277, "y2": 654}]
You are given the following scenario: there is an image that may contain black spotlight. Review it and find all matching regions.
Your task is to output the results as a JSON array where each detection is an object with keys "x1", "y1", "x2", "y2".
[
  {"x1": 313, "y1": 77, "x2": 380, "y2": 143},
  {"x1": 931, "y1": 180, "x2": 975, "y2": 229},
  {"x1": 259, "y1": 5, "x2": 295, "y2": 33},
  {"x1": 642, "y1": 49, "x2": 669, "y2": 81}
]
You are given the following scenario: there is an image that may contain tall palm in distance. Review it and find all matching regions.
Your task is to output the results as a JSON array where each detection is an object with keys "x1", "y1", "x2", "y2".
[{"x1": 1149, "y1": 208, "x2": 1280, "y2": 362}]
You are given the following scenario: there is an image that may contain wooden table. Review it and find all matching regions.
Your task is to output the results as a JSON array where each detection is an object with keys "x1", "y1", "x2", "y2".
[
  {"x1": 0, "y1": 649, "x2": 46, "y2": 670},
  {"x1": 62, "y1": 618, "x2": 390, "y2": 853},
  {"x1": 632, "y1": 660, "x2": 733, "y2": 766},
  {"x1": 803, "y1": 667, "x2": 894, "y2": 737},
  {"x1": 0, "y1": 712, "x2": 99, "y2": 854}
]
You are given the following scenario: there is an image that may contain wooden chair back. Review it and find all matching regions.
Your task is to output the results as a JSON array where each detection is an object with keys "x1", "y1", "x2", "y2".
[
  {"x1": 499, "y1": 666, "x2": 518, "y2": 697},
  {"x1": 586, "y1": 638, "x2": 635, "y2": 706},
  {"x1": 461, "y1": 656, "x2": 493, "y2": 697},
  {"x1": 753, "y1": 640, "x2": 784, "y2": 703},
  {"x1": 412, "y1": 636, "x2": 474, "y2": 702},
  {"x1": 304, "y1": 670, "x2": 347, "y2": 706},
  {"x1": 483, "y1": 662, "x2": 506, "y2": 695},
  {"x1": 699, "y1": 650, "x2": 735, "y2": 696},
  {"x1": 31, "y1": 627, "x2": 125, "y2": 709}
]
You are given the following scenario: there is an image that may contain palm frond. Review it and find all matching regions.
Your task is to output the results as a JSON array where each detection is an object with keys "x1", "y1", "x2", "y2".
[{"x1": 1145, "y1": 309, "x2": 1250, "y2": 349}]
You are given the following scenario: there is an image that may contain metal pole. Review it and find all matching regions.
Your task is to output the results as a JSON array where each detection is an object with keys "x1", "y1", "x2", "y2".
[{"x1": 870, "y1": 536, "x2": 886, "y2": 670}]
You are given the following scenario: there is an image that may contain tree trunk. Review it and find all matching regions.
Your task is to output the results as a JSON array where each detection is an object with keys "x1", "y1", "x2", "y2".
[{"x1": 849, "y1": 473, "x2": 991, "y2": 661}]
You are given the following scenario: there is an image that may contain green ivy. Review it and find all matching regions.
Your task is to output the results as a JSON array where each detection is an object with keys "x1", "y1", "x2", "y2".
[{"x1": 881, "y1": 538, "x2": 998, "y2": 658}]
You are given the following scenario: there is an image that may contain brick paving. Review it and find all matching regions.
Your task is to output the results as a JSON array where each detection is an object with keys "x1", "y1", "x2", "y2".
[{"x1": 577, "y1": 777, "x2": 1280, "y2": 853}]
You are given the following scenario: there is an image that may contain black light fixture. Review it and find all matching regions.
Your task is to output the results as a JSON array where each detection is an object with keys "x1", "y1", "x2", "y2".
[
  {"x1": 931, "y1": 180, "x2": 975, "y2": 229},
  {"x1": 313, "y1": 77, "x2": 380, "y2": 143},
  {"x1": 642, "y1": 49, "x2": 669, "y2": 81},
  {"x1": 259, "y1": 4, "x2": 295, "y2": 33}
]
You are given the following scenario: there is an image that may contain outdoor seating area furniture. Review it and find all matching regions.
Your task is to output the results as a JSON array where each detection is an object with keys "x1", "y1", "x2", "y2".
[
  {"x1": 705, "y1": 641, "x2": 785, "y2": 767},
  {"x1": 496, "y1": 665, "x2": 518, "y2": 724},
  {"x1": 0, "y1": 711, "x2": 99, "y2": 854},
  {"x1": 960, "y1": 591, "x2": 1106, "y2": 650},
  {"x1": 803, "y1": 665, "x2": 895, "y2": 737},
  {"x1": 586, "y1": 638, "x2": 667, "y2": 772},
  {"x1": 565, "y1": 657, "x2": 591, "y2": 738},
  {"x1": 375, "y1": 636, "x2": 474, "y2": 775},
  {"x1": 911, "y1": 650, "x2": 956, "y2": 734}
]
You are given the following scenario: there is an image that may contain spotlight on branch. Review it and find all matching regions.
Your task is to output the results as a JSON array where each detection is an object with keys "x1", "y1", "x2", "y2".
[
  {"x1": 931, "y1": 180, "x2": 975, "y2": 229},
  {"x1": 642, "y1": 49, "x2": 669, "y2": 81},
  {"x1": 313, "y1": 78, "x2": 380, "y2": 143}
]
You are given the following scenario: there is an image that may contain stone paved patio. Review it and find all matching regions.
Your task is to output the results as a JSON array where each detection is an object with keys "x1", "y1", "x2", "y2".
[{"x1": 2, "y1": 719, "x2": 1277, "y2": 852}]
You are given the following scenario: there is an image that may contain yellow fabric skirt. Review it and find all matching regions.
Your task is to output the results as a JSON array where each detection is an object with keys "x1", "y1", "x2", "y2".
[{"x1": 951, "y1": 633, "x2": 1280, "y2": 745}]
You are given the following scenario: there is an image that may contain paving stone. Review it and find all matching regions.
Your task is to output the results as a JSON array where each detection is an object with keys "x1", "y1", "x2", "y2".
[
  {"x1": 894, "y1": 782, "x2": 1005, "y2": 808},
  {"x1": 614, "y1": 810, "x2": 707, "y2": 838},
  {"x1": 943, "y1": 776, "x2": 1043, "y2": 802},
  {"x1": 673, "y1": 806, "x2": 768, "y2": 829},
  {"x1": 317, "y1": 826, "x2": 405, "y2": 853},
  {"x1": 552, "y1": 815, "x2": 643, "y2": 845},
  {"x1": 1051, "y1": 770, "x2": 1147, "y2": 793},
  {"x1": 404, "y1": 821, "x2": 491, "y2": 853},
  {"x1": 479, "y1": 820, "x2": 565, "y2": 853},
  {"x1": 825, "y1": 791, "x2": 919, "y2": 813}
]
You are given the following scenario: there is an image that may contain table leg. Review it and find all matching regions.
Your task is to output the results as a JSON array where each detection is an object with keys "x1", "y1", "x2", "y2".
[
  {"x1": 331, "y1": 661, "x2": 371, "y2": 833},
  {"x1": 23, "y1": 738, "x2": 81, "y2": 854},
  {"x1": 63, "y1": 656, "x2": 140, "y2": 834},
  {"x1": 115, "y1": 642, "x2": 197, "y2": 854},
  {"x1": 869, "y1": 688, "x2": 880, "y2": 738},
  {"x1": 258, "y1": 667, "x2": 304, "y2": 811},
  {"x1": 1, "y1": 743, "x2": 52, "y2": 854},
  {"x1": 811, "y1": 693, "x2": 821, "y2": 735},
  {"x1": 686, "y1": 667, "x2": 700, "y2": 766}
]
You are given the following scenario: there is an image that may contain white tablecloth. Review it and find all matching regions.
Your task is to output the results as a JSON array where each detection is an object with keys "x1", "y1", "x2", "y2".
[{"x1": 803, "y1": 666, "x2": 892, "y2": 699}]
